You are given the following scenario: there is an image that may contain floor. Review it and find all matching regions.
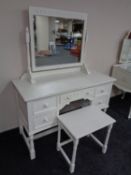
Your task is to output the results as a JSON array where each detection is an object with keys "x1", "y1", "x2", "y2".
[
  {"x1": 0, "y1": 94, "x2": 131, "y2": 175},
  {"x1": 35, "y1": 45, "x2": 78, "y2": 67}
]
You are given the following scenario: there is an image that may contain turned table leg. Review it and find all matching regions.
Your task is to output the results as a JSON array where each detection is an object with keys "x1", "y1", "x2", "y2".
[{"x1": 29, "y1": 135, "x2": 36, "y2": 160}]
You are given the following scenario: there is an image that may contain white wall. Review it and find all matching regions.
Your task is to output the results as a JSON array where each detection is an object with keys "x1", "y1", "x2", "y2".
[{"x1": 0, "y1": 0, "x2": 131, "y2": 132}]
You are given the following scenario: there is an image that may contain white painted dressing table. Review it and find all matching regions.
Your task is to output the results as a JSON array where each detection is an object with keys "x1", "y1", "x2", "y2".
[
  {"x1": 13, "y1": 7, "x2": 116, "y2": 159},
  {"x1": 13, "y1": 71, "x2": 115, "y2": 159}
]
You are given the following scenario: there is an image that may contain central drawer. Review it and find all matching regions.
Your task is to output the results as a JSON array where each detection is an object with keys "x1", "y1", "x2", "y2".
[
  {"x1": 60, "y1": 88, "x2": 95, "y2": 104},
  {"x1": 31, "y1": 97, "x2": 57, "y2": 114}
]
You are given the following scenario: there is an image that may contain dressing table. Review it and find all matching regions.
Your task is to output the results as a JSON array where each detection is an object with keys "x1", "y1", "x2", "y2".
[
  {"x1": 112, "y1": 32, "x2": 131, "y2": 118},
  {"x1": 13, "y1": 7, "x2": 115, "y2": 159}
]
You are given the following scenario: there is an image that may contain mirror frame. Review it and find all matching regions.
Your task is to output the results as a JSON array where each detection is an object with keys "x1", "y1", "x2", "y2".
[{"x1": 29, "y1": 6, "x2": 88, "y2": 72}]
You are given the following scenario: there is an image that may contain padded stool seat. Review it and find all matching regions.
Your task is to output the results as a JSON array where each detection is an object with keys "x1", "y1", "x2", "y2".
[{"x1": 57, "y1": 106, "x2": 115, "y2": 173}]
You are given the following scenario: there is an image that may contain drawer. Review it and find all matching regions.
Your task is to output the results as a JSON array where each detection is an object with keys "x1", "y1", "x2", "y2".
[
  {"x1": 32, "y1": 97, "x2": 57, "y2": 114},
  {"x1": 82, "y1": 88, "x2": 95, "y2": 100},
  {"x1": 60, "y1": 92, "x2": 80, "y2": 104},
  {"x1": 92, "y1": 96, "x2": 109, "y2": 109},
  {"x1": 60, "y1": 88, "x2": 95, "y2": 108},
  {"x1": 95, "y1": 84, "x2": 111, "y2": 97},
  {"x1": 34, "y1": 109, "x2": 57, "y2": 129}
]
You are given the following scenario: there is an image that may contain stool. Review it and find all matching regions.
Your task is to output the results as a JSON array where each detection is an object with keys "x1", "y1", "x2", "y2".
[{"x1": 57, "y1": 106, "x2": 115, "y2": 173}]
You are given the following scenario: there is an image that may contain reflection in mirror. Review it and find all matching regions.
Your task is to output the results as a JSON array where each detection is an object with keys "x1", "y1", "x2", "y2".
[{"x1": 33, "y1": 16, "x2": 84, "y2": 67}]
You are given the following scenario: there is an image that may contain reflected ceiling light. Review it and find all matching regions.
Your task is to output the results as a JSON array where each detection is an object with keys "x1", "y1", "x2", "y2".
[
  {"x1": 73, "y1": 32, "x2": 82, "y2": 37},
  {"x1": 55, "y1": 20, "x2": 60, "y2": 23}
]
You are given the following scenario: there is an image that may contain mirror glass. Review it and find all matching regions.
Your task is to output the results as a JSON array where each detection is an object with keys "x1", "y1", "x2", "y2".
[{"x1": 33, "y1": 16, "x2": 84, "y2": 67}]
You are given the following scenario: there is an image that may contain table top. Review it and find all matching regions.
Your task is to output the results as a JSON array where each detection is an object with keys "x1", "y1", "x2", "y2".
[
  {"x1": 58, "y1": 106, "x2": 116, "y2": 139},
  {"x1": 12, "y1": 71, "x2": 115, "y2": 102}
]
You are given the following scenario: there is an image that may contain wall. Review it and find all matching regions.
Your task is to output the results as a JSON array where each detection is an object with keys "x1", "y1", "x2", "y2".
[{"x1": 0, "y1": 0, "x2": 131, "y2": 132}]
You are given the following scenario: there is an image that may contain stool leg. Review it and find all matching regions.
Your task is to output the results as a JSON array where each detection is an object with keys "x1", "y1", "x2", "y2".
[
  {"x1": 121, "y1": 91, "x2": 126, "y2": 99},
  {"x1": 70, "y1": 139, "x2": 79, "y2": 173},
  {"x1": 57, "y1": 125, "x2": 61, "y2": 151},
  {"x1": 102, "y1": 124, "x2": 113, "y2": 154},
  {"x1": 128, "y1": 105, "x2": 131, "y2": 119}
]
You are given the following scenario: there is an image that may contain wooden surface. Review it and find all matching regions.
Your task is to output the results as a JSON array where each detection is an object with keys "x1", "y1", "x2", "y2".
[
  {"x1": 58, "y1": 106, "x2": 115, "y2": 139},
  {"x1": 13, "y1": 71, "x2": 115, "y2": 102}
]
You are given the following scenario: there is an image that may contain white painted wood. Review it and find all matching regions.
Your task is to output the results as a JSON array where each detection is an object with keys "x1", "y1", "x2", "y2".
[
  {"x1": 29, "y1": 135, "x2": 36, "y2": 160},
  {"x1": 31, "y1": 96, "x2": 57, "y2": 114},
  {"x1": 57, "y1": 125, "x2": 61, "y2": 151},
  {"x1": 58, "y1": 106, "x2": 115, "y2": 139},
  {"x1": 60, "y1": 139, "x2": 72, "y2": 147},
  {"x1": 102, "y1": 124, "x2": 113, "y2": 154},
  {"x1": 13, "y1": 71, "x2": 115, "y2": 102},
  {"x1": 13, "y1": 71, "x2": 115, "y2": 159},
  {"x1": 70, "y1": 139, "x2": 79, "y2": 173},
  {"x1": 57, "y1": 106, "x2": 115, "y2": 173},
  {"x1": 90, "y1": 134, "x2": 103, "y2": 147},
  {"x1": 34, "y1": 127, "x2": 57, "y2": 140},
  {"x1": 59, "y1": 146, "x2": 71, "y2": 165},
  {"x1": 33, "y1": 109, "x2": 57, "y2": 130},
  {"x1": 128, "y1": 106, "x2": 131, "y2": 119},
  {"x1": 13, "y1": 6, "x2": 116, "y2": 160},
  {"x1": 21, "y1": 127, "x2": 30, "y2": 150}
]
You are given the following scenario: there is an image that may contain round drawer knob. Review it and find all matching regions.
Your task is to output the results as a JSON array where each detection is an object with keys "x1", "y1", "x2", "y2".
[
  {"x1": 43, "y1": 104, "x2": 48, "y2": 108},
  {"x1": 43, "y1": 117, "x2": 48, "y2": 122},
  {"x1": 66, "y1": 97, "x2": 70, "y2": 100}
]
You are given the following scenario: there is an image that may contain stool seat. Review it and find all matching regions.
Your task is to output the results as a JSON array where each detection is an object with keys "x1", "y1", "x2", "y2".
[
  {"x1": 58, "y1": 106, "x2": 115, "y2": 139},
  {"x1": 57, "y1": 106, "x2": 116, "y2": 173}
]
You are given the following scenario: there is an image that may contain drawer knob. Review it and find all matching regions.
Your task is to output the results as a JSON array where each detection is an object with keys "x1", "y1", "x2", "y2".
[
  {"x1": 66, "y1": 97, "x2": 70, "y2": 100},
  {"x1": 43, "y1": 117, "x2": 48, "y2": 122},
  {"x1": 100, "y1": 90, "x2": 104, "y2": 93},
  {"x1": 43, "y1": 104, "x2": 48, "y2": 108}
]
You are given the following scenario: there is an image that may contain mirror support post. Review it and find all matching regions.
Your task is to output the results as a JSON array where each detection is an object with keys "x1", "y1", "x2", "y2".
[{"x1": 26, "y1": 27, "x2": 35, "y2": 83}]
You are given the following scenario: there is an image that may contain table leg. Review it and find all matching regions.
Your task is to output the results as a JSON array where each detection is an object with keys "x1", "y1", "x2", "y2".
[
  {"x1": 102, "y1": 124, "x2": 113, "y2": 154},
  {"x1": 70, "y1": 139, "x2": 79, "y2": 173},
  {"x1": 29, "y1": 135, "x2": 36, "y2": 160},
  {"x1": 57, "y1": 125, "x2": 61, "y2": 151},
  {"x1": 121, "y1": 91, "x2": 126, "y2": 99},
  {"x1": 128, "y1": 105, "x2": 131, "y2": 119}
]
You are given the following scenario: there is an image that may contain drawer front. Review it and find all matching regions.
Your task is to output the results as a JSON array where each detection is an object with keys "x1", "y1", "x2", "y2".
[
  {"x1": 95, "y1": 84, "x2": 111, "y2": 97},
  {"x1": 60, "y1": 88, "x2": 95, "y2": 109},
  {"x1": 32, "y1": 97, "x2": 57, "y2": 114},
  {"x1": 82, "y1": 88, "x2": 95, "y2": 100},
  {"x1": 92, "y1": 95, "x2": 109, "y2": 109},
  {"x1": 34, "y1": 109, "x2": 57, "y2": 129},
  {"x1": 60, "y1": 91, "x2": 80, "y2": 105}
]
